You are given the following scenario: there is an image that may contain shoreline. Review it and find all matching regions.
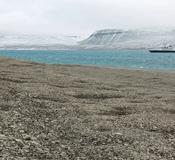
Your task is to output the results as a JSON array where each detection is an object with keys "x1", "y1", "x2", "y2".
[
  {"x1": 0, "y1": 57, "x2": 175, "y2": 159},
  {"x1": 0, "y1": 49, "x2": 175, "y2": 72},
  {"x1": 1, "y1": 56, "x2": 175, "y2": 73}
]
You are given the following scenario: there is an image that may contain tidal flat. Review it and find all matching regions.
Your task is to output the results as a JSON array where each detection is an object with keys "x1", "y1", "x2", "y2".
[{"x1": 0, "y1": 57, "x2": 175, "y2": 159}]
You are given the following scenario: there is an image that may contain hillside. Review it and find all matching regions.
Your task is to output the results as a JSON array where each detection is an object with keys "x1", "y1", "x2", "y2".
[
  {"x1": 0, "y1": 33, "x2": 82, "y2": 50},
  {"x1": 79, "y1": 29, "x2": 175, "y2": 49}
]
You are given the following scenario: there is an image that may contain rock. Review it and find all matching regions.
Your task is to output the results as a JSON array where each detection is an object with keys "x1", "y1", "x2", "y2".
[
  {"x1": 15, "y1": 139, "x2": 25, "y2": 148},
  {"x1": 0, "y1": 134, "x2": 8, "y2": 140},
  {"x1": 60, "y1": 152, "x2": 69, "y2": 160},
  {"x1": 30, "y1": 140, "x2": 40, "y2": 146},
  {"x1": 23, "y1": 134, "x2": 32, "y2": 141},
  {"x1": 152, "y1": 126, "x2": 158, "y2": 131},
  {"x1": 19, "y1": 130, "x2": 25, "y2": 134},
  {"x1": 115, "y1": 132, "x2": 123, "y2": 136}
]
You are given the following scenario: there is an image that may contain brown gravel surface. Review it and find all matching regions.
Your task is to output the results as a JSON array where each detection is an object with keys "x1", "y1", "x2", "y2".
[{"x1": 0, "y1": 57, "x2": 175, "y2": 160}]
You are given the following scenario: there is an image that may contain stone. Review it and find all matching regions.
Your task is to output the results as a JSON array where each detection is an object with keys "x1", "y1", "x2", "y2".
[{"x1": 0, "y1": 134, "x2": 8, "y2": 140}]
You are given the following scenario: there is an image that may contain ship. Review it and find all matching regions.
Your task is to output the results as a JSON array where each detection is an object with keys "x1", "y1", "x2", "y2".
[
  {"x1": 149, "y1": 49, "x2": 175, "y2": 53},
  {"x1": 149, "y1": 44, "x2": 175, "y2": 53}
]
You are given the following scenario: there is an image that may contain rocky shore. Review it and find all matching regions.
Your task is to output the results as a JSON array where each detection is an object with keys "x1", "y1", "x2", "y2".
[{"x1": 0, "y1": 57, "x2": 175, "y2": 159}]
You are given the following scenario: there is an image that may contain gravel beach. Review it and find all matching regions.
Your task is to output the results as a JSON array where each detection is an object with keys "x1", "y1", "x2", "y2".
[{"x1": 0, "y1": 57, "x2": 175, "y2": 160}]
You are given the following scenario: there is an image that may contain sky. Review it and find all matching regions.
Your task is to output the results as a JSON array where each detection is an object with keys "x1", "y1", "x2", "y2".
[{"x1": 0, "y1": 0, "x2": 175, "y2": 36}]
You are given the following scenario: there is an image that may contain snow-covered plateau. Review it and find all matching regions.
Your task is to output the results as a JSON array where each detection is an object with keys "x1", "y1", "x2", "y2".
[{"x1": 79, "y1": 29, "x2": 175, "y2": 49}]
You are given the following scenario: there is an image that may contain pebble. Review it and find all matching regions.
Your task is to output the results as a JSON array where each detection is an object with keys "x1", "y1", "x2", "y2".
[
  {"x1": 15, "y1": 139, "x2": 25, "y2": 148},
  {"x1": 23, "y1": 134, "x2": 32, "y2": 141},
  {"x1": 0, "y1": 134, "x2": 8, "y2": 140},
  {"x1": 115, "y1": 132, "x2": 123, "y2": 136},
  {"x1": 61, "y1": 152, "x2": 69, "y2": 160}
]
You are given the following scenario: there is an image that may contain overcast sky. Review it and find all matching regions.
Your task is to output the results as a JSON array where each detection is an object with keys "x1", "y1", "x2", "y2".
[{"x1": 0, "y1": 0, "x2": 175, "y2": 36}]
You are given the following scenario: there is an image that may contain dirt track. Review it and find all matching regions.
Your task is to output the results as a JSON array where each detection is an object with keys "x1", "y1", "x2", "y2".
[{"x1": 0, "y1": 57, "x2": 175, "y2": 159}]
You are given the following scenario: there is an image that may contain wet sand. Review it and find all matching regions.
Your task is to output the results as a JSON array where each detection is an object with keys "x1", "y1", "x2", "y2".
[{"x1": 0, "y1": 57, "x2": 175, "y2": 159}]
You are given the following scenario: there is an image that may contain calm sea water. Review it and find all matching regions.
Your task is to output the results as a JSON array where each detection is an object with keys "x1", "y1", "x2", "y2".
[{"x1": 0, "y1": 50, "x2": 175, "y2": 70}]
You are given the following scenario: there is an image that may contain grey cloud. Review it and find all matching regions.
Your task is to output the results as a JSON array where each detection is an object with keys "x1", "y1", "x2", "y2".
[{"x1": 0, "y1": 0, "x2": 174, "y2": 35}]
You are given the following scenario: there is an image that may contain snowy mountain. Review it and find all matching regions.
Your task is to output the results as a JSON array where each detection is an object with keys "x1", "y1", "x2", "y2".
[
  {"x1": 2, "y1": 29, "x2": 175, "y2": 50},
  {"x1": 0, "y1": 33, "x2": 82, "y2": 50},
  {"x1": 79, "y1": 29, "x2": 175, "y2": 49}
]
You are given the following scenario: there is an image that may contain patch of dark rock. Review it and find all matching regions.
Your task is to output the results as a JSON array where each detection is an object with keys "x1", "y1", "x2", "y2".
[
  {"x1": 132, "y1": 85, "x2": 145, "y2": 88},
  {"x1": 29, "y1": 101, "x2": 49, "y2": 109},
  {"x1": 75, "y1": 109, "x2": 89, "y2": 116},
  {"x1": 163, "y1": 99, "x2": 175, "y2": 104},
  {"x1": 18, "y1": 77, "x2": 33, "y2": 80},
  {"x1": 95, "y1": 84, "x2": 120, "y2": 91},
  {"x1": 129, "y1": 99, "x2": 148, "y2": 103},
  {"x1": 0, "y1": 71, "x2": 13, "y2": 74},
  {"x1": 149, "y1": 77, "x2": 160, "y2": 80},
  {"x1": 160, "y1": 128, "x2": 175, "y2": 137},
  {"x1": 69, "y1": 85, "x2": 85, "y2": 89},
  {"x1": 48, "y1": 83, "x2": 69, "y2": 88},
  {"x1": 73, "y1": 93, "x2": 124, "y2": 99},
  {"x1": 7, "y1": 86, "x2": 19, "y2": 95},
  {"x1": 0, "y1": 105, "x2": 12, "y2": 111},
  {"x1": 153, "y1": 96, "x2": 163, "y2": 99},
  {"x1": 161, "y1": 108, "x2": 175, "y2": 114},
  {"x1": 0, "y1": 77, "x2": 29, "y2": 83},
  {"x1": 137, "y1": 92, "x2": 149, "y2": 96},
  {"x1": 148, "y1": 126, "x2": 175, "y2": 137},
  {"x1": 9, "y1": 64, "x2": 34, "y2": 67},
  {"x1": 96, "y1": 126, "x2": 112, "y2": 132},
  {"x1": 98, "y1": 106, "x2": 135, "y2": 116},
  {"x1": 32, "y1": 95, "x2": 68, "y2": 103},
  {"x1": 73, "y1": 79, "x2": 88, "y2": 84}
]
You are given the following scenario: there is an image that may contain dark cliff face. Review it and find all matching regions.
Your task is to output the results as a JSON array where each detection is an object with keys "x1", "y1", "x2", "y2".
[{"x1": 79, "y1": 29, "x2": 175, "y2": 49}]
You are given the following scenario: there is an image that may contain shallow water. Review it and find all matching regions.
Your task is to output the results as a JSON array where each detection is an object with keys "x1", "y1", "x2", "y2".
[{"x1": 0, "y1": 50, "x2": 175, "y2": 70}]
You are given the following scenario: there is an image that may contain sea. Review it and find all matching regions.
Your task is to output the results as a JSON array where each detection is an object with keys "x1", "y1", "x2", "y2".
[{"x1": 0, "y1": 50, "x2": 175, "y2": 70}]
